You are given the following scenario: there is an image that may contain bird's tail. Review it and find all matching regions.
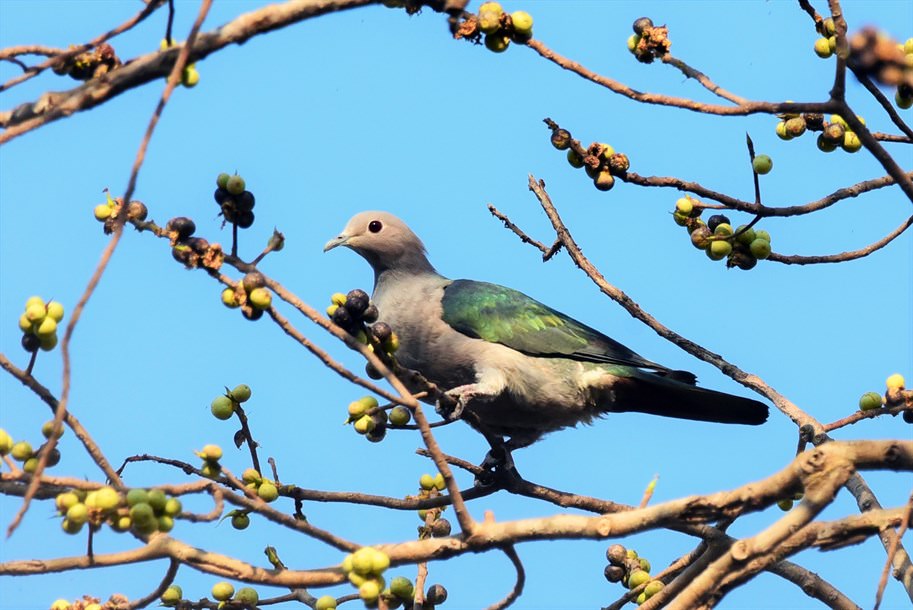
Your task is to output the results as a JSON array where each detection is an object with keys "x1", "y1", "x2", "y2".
[{"x1": 604, "y1": 371, "x2": 768, "y2": 425}]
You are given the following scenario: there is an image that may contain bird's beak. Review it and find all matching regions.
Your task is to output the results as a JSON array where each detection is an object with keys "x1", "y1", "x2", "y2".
[{"x1": 323, "y1": 233, "x2": 349, "y2": 252}]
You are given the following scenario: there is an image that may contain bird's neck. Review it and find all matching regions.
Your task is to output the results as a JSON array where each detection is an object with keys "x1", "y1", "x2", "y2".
[{"x1": 373, "y1": 263, "x2": 441, "y2": 293}]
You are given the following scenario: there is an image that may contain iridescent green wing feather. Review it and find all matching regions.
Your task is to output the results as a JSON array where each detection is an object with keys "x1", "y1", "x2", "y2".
[{"x1": 441, "y1": 280, "x2": 664, "y2": 369}]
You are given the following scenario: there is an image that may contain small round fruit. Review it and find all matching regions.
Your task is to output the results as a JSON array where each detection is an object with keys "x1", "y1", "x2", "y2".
[
  {"x1": 390, "y1": 576, "x2": 414, "y2": 600},
  {"x1": 734, "y1": 226, "x2": 756, "y2": 246},
  {"x1": 353, "y1": 414, "x2": 375, "y2": 434},
  {"x1": 94, "y1": 486, "x2": 121, "y2": 511},
  {"x1": 200, "y1": 444, "x2": 222, "y2": 461},
  {"x1": 226, "y1": 175, "x2": 246, "y2": 196},
  {"x1": 25, "y1": 303, "x2": 47, "y2": 323},
  {"x1": 359, "y1": 580, "x2": 381, "y2": 602},
  {"x1": 166, "y1": 216, "x2": 196, "y2": 240},
  {"x1": 315, "y1": 595, "x2": 338, "y2": 610},
  {"x1": 817, "y1": 134, "x2": 838, "y2": 152},
  {"x1": 231, "y1": 512, "x2": 251, "y2": 530},
  {"x1": 42, "y1": 420, "x2": 64, "y2": 439},
  {"x1": 56, "y1": 491, "x2": 80, "y2": 512},
  {"x1": 707, "y1": 214, "x2": 730, "y2": 233},
  {"x1": 752, "y1": 154, "x2": 773, "y2": 174},
  {"x1": 886, "y1": 373, "x2": 905, "y2": 390},
  {"x1": 713, "y1": 223, "x2": 733, "y2": 237},
  {"x1": 161, "y1": 584, "x2": 183, "y2": 605},
  {"x1": 61, "y1": 518, "x2": 84, "y2": 534},
  {"x1": 511, "y1": 11, "x2": 533, "y2": 36},
  {"x1": 785, "y1": 117, "x2": 807, "y2": 137},
  {"x1": 690, "y1": 226, "x2": 712, "y2": 250},
  {"x1": 349, "y1": 396, "x2": 379, "y2": 418},
  {"x1": 94, "y1": 204, "x2": 113, "y2": 221},
  {"x1": 164, "y1": 497, "x2": 182, "y2": 516},
  {"x1": 389, "y1": 406, "x2": 411, "y2": 426},
  {"x1": 566, "y1": 149, "x2": 584, "y2": 168},
  {"x1": 426, "y1": 584, "x2": 448, "y2": 605},
  {"x1": 36, "y1": 316, "x2": 57, "y2": 338},
  {"x1": 258, "y1": 481, "x2": 279, "y2": 502},
  {"x1": 635, "y1": 592, "x2": 648, "y2": 604},
  {"x1": 628, "y1": 569, "x2": 650, "y2": 589},
  {"x1": 709, "y1": 240, "x2": 732, "y2": 259},
  {"x1": 775, "y1": 121, "x2": 792, "y2": 140},
  {"x1": 21, "y1": 333, "x2": 40, "y2": 353},
  {"x1": 777, "y1": 498, "x2": 794, "y2": 511},
  {"x1": 550, "y1": 129, "x2": 571, "y2": 150},
  {"x1": 221, "y1": 287, "x2": 240, "y2": 309},
  {"x1": 130, "y1": 502, "x2": 155, "y2": 524},
  {"x1": 842, "y1": 131, "x2": 862, "y2": 153},
  {"x1": 248, "y1": 287, "x2": 272, "y2": 310},
  {"x1": 127, "y1": 488, "x2": 149, "y2": 507},
  {"x1": 18, "y1": 313, "x2": 32, "y2": 332},
  {"x1": 235, "y1": 587, "x2": 259, "y2": 605},
  {"x1": 858, "y1": 391, "x2": 883, "y2": 411},
  {"x1": 749, "y1": 238, "x2": 772, "y2": 260},
  {"x1": 211, "y1": 394, "x2": 235, "y2": 420},
  {"x1": 639, "y1": 557, "x2": 651, "y2": 572},
  {"x1": 675, "y1": 197, "x2": 693, "y2": 216},
  {"x1": 484, "y1": 33, "x2": 509, "y2": 53},
  {"x1": 217, "y1": 173, "x2": 231, "y2": 189},
  {"x1": 419, "y1": 473, "x2": 435, "y2": 490},
  {"x1": 814, "y1": 37, "x2": 833, "y2": 58},
  {"x1": 754, "y1": 229, "x2": 771, "y2": 242},
  {"x1": 50, "y1": 600, "x2": 71, "y2": 610},
  {"x1": 632, "y1": 16, "x2": 653, "y2": 34},
  {"x1": 627, "y1": 34, "x2": 640, "y2": 54},
  {"x1": 231, "y1": 384, "x2": 252, "y2": 403},
  {"x1": 371, "y1": 549, "x2": 391, "y2": 573},
  {"x1": 181, "y1": 66, "x2": 199, "y2": 87},
  {"x1": 211, "y1": 581, "x2": 234, "y2": 601},
  {"x1": 593, "y1": 170, "x2": 615, "y2": 191},
  {"x1": 11, "y1": 441, "x2": 33, "y2": 461},
  {"x1": 242, "y1": 468, "x2": 261, "y2": 485},
  {"x1": 478, "y1": 9, "x2": 501, "y2": 34},
  {"x1": 38, "y1": 332, "x2": 58, "y2": 351},
  {"x1": 66, "y1": 502, "x2": 89, "y2": 526},
  {"x1": 433, "y1": 473, "x2": 446, "y2": 491},
  {"x1": 0, "y1": 429, "x2": 12, "y2": 455},
  {"x1": 644, "y1": 580, "x2": 664, "y2": 598},
  {"x1": 46, "y1": 301, "x2": 65, "y2": 322},
  {"x1": 157, "y1": 515, "x2": 174, "y2": 532},
  {"x1": 896, "y1": 89, "x2": 913, "y2": 109},
  {"x1": 822, "y1": 17, "x2": 836, "y2": 36}
]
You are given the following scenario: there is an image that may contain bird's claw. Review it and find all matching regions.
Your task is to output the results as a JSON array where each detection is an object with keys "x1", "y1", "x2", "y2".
[{"x1": 474, "y1": 445, "x2": 520, "y2": 487}]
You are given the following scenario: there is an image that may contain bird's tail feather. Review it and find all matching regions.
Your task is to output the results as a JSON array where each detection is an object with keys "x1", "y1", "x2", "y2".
[{"x1": 605, "y1": 374, "x2": 768, "y2": 426}]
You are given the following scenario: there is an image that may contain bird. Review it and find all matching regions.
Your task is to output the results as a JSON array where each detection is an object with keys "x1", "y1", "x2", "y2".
[{"x1": 324, "y1": 211, "x2": 768, "y2": 473}]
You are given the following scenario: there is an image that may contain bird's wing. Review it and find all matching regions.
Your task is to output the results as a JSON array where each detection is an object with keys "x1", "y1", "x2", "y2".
[{"x1": 441, "y1": 280, "x2": 668, "y2": 371}]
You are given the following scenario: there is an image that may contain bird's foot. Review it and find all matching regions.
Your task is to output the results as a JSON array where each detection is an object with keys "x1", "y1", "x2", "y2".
[
  {"x1": 474, "y1": 445, "x2": 521, "y2": 487},
  {"x1": 437, "y1": 383, "x2": 490, "y2": 421}
]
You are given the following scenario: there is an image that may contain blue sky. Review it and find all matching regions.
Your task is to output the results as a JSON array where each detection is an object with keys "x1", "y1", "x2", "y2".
[{"x1": 1, "y1": 1, "x2": 911, "y2": 608}]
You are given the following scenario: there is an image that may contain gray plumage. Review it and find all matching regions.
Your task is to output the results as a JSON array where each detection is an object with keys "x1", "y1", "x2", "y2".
[{"x1": 325, "y1": 211, "x2": 767, "y2": 456}]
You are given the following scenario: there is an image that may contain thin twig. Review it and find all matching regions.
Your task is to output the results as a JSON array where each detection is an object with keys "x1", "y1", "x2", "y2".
[{"x1": 485, "y1": 545, "x2": 525, "y2": 610}]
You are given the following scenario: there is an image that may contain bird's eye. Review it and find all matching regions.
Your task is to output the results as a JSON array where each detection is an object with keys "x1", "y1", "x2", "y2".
[{"x1": 368, "y1": 220, "x2": 383, "y2": 233}]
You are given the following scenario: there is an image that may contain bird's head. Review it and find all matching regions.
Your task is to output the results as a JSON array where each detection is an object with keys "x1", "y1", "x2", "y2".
[{"x1": 324, "y1": 211, "x2": 434, "y2": 274}]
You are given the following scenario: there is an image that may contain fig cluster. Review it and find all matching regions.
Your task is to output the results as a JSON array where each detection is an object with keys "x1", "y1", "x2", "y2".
[
  {"x1": 847, "y1": 27, "x2": 913, "y2": 90},
  {"x1": 2, "y1": 422, "x2": 62, "y2": 474},
  {"x1": 55, "y1": 485, "x2": 181, "y2": 536},
  {"x1": 812, "y1": 18, "x2": 838, "y2": 59},
  {"x1": 672, "y1": 198, "x2": 772, "y2": 270},
  {"x1": 558, "y1": 138, "x2": 629, "y2": 192},
  {"x1": 896, "y1": 39, "x2": 913, "y2": 109},
  {"x1": 49, "y1": 596, "x2": 120, "y2": 610},
  {"x1": 626, "y1": 17, "x2": 670, "y2": 64},
  {"x1": 93, "y1": 193, "x2": 148, "y2": 233},
  {"x1": 210, "y1": 384, "x2": 252, "y2": 421},
  {"x1": 207, "y1": 582, "x2": 259, "y2": 605},
  {"x1": 160, "y1": 39, "x2": 200, "y2": 87},
  {"x1": 167, "y1": 216, "x2": 223, "y2": 271},
  {"x1": 241, "y1": 467, "x2": 280, "y2": 503},
  {"x1": 883, "y1": 373, "x2": 913, "y2": 423},
  {"x1": 326, "y1": 290, "x2": 400, "y2": 373},
  {"x1": 196, "y1": 443, "x2": 224, "y2": 479},
  {"x1": 604, "y1": 544, "x2": 664, "y2": 605},
  {"x1": 18, "y1": 296, "x2": 65, "y2": 354},
  {"x1": 214, "y1": 172, "x2": 256, "y2": 229},
  {"x1": 222, "y1": 272, "x2": 273, "y2": 321},
  {"x1": 52, "y1": 43, "x2": 120, "y2": 80},
  {"x1": 342, "y1": 547, "x2": 391, "y2": 605},
  {"x1": 452, "y1": 3, "x2": 533, "y2": 53},
  {"x1": 346, "y1": 396, "x2": 389, "y2": 443},
  {"x1": 416, "y1": 473, "x2": 452, "y2": 538}
]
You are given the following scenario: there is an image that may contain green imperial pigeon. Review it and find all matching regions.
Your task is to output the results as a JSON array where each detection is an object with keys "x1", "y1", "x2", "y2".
[{"x1": 325, "y1": 211, "x2": 768, "y2": 467}]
